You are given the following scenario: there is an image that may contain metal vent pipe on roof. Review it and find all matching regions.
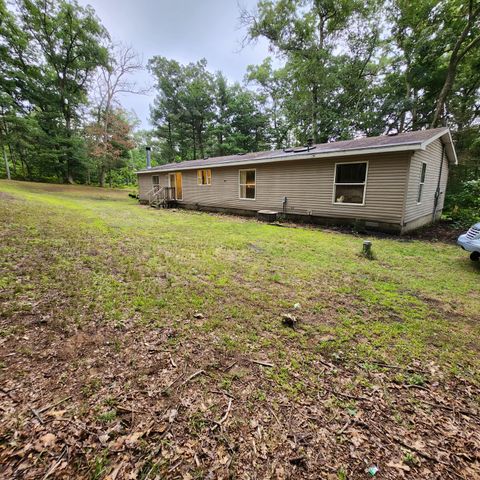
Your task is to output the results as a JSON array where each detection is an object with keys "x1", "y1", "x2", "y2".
[{"x1": 146, "y1": 146, "x2": 151, "y2": 169}]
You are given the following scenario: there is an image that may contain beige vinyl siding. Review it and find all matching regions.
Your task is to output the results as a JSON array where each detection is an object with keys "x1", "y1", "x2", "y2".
[
  {"x1": 404, "y1": 139, "x2": 448, "y2": 224},
  {"x1": 138, "y1": 172, "x2": 169, "y2": 201},
  {"x1": 139, "y1": 152, "x2": 410, "y2": 224}
]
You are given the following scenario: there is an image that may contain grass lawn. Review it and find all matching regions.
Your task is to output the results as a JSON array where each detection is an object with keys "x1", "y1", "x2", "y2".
[{"x1": 1, "y1": 180, "x2": 479, "y2": 479}]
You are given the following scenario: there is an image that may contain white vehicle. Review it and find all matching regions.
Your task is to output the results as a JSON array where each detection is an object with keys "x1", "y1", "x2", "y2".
[{"x1": 457, "y1": 223, "x2": 480, "y2": 261}]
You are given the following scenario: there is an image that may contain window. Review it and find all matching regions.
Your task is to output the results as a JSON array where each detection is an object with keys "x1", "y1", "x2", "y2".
[
  {"x1": 197, "y1": 169, "x2": 211, "y2": 185},
  {"x1": 417, "y1": 162, "x2": 427, "y2": 203},
  {"x1": 152, "y1": 175, "x2": 160, "y2": 191},
  {"x1": 239, "y1": 169, "x2": 256, "y2": 199},
  {"x1": 333, "y1": 162, "x2": 368, "y2": 205}
]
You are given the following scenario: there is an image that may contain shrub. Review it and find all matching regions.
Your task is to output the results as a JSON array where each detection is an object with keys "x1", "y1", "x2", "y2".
[{"x1": 444, "y1": 179, "x2": 480, "y2": 228}]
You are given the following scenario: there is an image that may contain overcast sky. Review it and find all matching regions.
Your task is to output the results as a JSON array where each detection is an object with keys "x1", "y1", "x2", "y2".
[{"x1": 77, "y1": 0, "x2": 274, "y2": 129}]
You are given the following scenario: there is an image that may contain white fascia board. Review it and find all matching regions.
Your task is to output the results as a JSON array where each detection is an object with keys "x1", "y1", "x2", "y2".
[
  {"x1": 420, "y1": 128, "x2": 458, "y2": 165},
  {"x1": 136, "y1": 143, "x2": 421, "y2": 175}
]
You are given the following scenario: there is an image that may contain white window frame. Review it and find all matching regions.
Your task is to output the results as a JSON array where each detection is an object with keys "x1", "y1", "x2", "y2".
[
  {"x1": 197, "y1": 169, "x2": 212, "y2": 186},
  {"x1": 417, "y1": 162, "x2": 427, "y2": 204},
  {"x1": 238, "y1": 169, "x2": 256, "y2": 200},
  {"x1": 332, "y1": 161, "x2": 369, "y2": 206},
  {"x1": 152, "y1": 175, "x2": 160, "y2": 191}
]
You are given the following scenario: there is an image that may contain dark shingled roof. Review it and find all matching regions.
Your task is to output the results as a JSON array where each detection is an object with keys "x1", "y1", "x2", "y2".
[{"x1": 138, "y1": 127, "x2": 455, "y2": 173}]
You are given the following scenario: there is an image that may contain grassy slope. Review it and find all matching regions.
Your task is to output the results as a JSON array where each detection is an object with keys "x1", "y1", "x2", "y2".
[{"x1": 1, "y1": 180, "x2": 479, "y2": 479}]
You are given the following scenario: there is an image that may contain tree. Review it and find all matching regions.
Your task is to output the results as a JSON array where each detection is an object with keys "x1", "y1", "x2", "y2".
[
  {"x1": 430, "y1": 0, "x2": 480, "y2": 127},
  {"x1": 13, "y1": 0, "x2": 109, "y2": 182},
  {"x1": 246, "y1": 58, "x2": 291, "y2": 148},
  {"x1": 86, "y1": 109, "x2": 134, "y2": 187},
  {"x1": 241, "y1": 0, "x2": 382, "y2": 143},
  {"x1": 91, "y1": 44, "x2": 145, "y2": 186},
  {"x1": 148, "y1": 56, "x2": 269, "y2": 161}
]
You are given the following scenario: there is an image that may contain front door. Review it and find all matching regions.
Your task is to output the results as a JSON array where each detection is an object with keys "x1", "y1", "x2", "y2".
[{"x1": 169, "y1": 173, "x2": 183, "y2": 200}]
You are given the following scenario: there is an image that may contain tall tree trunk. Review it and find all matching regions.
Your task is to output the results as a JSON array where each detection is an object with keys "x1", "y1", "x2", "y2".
[
  {"x1": 99, "y1": 165, "x2": 106, "y2": 187},
  {"x1": 311, "y1": 84, "x2": 319, "y2": 143},
  {"x1": 431, "y1": 64, "x2": 456, "y2": 128},
  {"x1": 431, "y1": 2, "x2": 480, "y2": 128},
  {"x1": 411, "y1": 89, "x2": 418, "y2": 129},
  {"x1": 198, "y1": 121, "x2": 204, "y2": 159},
  {"x1": 168, "y1": 120, "x2": 174, "y2": 161},
  {"x1": 65, "y1": 113, "x2": 74, "y2": 184},
  {"x1": 192, "y1": 122, "x2": 197, "y2": 160},
  {"x1": 3, "y1": 145, "x2": 11, "y2": 180},
  {"x1": 7, "y1": 144, "x2": 17, "y2": 174}
]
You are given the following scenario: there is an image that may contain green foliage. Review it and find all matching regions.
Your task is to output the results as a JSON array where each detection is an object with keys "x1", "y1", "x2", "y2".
[
  {"x1": 0, "y1": 0, "x2": 108, "y2": 183},
  {"x1": 1, "y1": 0, "x2": 480, "y2": 188},
  {"x1": 85, "y1": 109, "x2": 134, "y2": 187},
  {"x1": 444, "y1": 179, "x2": 480, "y2": 227},
  {"x1": 148, "y1": 56, "x2": 269, "y2": 161}
]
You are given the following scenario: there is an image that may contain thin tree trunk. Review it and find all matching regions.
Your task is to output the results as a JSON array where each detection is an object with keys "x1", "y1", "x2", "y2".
[
  {"x1": 312, "y1": 84, "x2": 319, "y2": 143},
  {"x1": 411, "y1": 89, "x2": 418, "y2": 129},
  {"x1": 198, "y1": 121, "x2": 204, "y2": 159},
  {"x1": 65, "y1": 113, "x2": 74, "y2": 184},
  {"x1": 3, "y1": 145, "x2": 11, "y2": 180},
  {"x1": 192, "y1": 122, "x2": 197, "y2": 160},
  {"x1": 431, "y1": 64, "x2": 456, "y2": 128},
  {"x1": 431, "y1": 2, "x2": 480, "y2": 128},
  {"x1": 168, "y1": 120, "x2": 174, "y2": 161},
  {"x1": 7, "y1": 144, "x2": 16, "y2": 174},
  {"x1": 99, "y1": 166, "x2": 106, "y2": 187}
]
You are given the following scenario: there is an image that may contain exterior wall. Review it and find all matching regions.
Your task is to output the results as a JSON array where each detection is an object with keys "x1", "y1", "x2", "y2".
[
  {"x1": 138, "y1": 171, "x2": 170, "y2": 202},
  {"x1": 138, "y1": 152, "x2": 411, "y2": 226},
  {"x1": 403, "y1": 139, "x2": 449, "y2": 229},
  {"x1": 402, "y1": 211, "x2": 442, "y2": 233}
]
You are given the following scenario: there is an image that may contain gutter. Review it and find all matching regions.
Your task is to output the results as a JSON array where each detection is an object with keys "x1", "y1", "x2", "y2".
[{"x1": 432, "y1": 144, "x2": 446, "y2": 222}]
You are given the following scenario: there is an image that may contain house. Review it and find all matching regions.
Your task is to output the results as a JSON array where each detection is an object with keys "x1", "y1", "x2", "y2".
[{"x1": 136, "y1": 128, "x2": 457, "y2": 233}]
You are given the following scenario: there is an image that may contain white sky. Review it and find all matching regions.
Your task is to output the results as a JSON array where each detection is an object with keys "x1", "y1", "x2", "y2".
[{"x1": 78, "y1": 0, "x2": 274, "y2": 129}]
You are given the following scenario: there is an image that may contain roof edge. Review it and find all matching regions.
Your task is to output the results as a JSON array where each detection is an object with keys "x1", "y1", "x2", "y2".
[
  {"x1": 420, "y1": 128, "x2": 458, "y2": 165},
  {"x1": 136, "y1": 142, "x2": 423, "y2": 174}
]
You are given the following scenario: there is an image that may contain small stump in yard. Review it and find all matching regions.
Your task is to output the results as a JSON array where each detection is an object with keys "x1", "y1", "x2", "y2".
[
  {"x1": 362, "y1": 240, "x2": 375, "y2": 259},
  {"x1": 282, "y1": 313, "x2": 297, "y2": 328}
]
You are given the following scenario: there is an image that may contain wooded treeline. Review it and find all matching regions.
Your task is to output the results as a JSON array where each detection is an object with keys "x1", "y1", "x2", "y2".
[
  {"x1": 0, "y1": 0, "x2": 147, "y2": 185},
  {"x1": 1, "y1": 0, "x2": 479, "y2": 197}
]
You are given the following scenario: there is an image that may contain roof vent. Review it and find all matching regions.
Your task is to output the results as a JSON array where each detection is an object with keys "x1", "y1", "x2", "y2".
[
  {"x1": 387, "y1": 131, "x2": 399, "y2": 136},
  {"x1": 283, "y1": 147, "x2": 294, "y2": 153},
  {"x1": 236, "y1": 152, "x2": 246, "y2": 156}
]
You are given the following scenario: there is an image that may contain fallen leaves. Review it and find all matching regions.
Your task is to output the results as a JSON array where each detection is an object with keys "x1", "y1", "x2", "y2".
[{"x1": 37, "y1": 433, "x2": 56, "y2": 449}]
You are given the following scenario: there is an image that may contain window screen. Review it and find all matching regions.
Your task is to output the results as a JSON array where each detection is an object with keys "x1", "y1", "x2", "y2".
[
  {"x1": 417, "y1": 163, "x2": 427, "y2": 203},
  {"x1": 239, "y1": 170, "x2": 256, "y2": 199},
  {"x1": 334, "y1": 162, "x2": 367, "y2": 204}
]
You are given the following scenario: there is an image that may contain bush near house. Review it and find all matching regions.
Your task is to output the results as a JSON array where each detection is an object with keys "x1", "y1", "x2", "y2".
[{"x1": 444, "y1": 178, "x2": 480, "y2": 227}]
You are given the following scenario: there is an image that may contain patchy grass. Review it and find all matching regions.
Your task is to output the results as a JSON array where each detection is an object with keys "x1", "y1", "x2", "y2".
[{"x1": 0, "y1": 180, "x2": 479, "y2": 479}]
